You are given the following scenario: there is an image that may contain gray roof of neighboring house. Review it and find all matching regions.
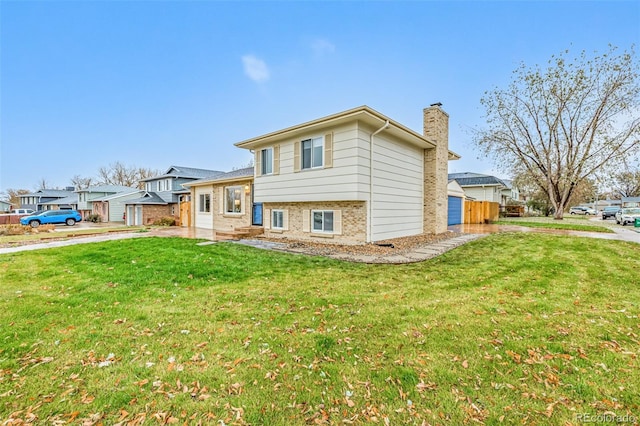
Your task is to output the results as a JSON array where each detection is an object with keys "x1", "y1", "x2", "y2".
[
  {"x1": 140, "y1": 166, "x2": 225, "y2": 182},
  {"x1": 41, "y1": 195, "x2": 78, "y2": 206},
  {"x1": 76, "y1": 185, "x2": 135, "y2": 193},
  {"x1": 125, "y1": 192, "x2": 169, "y2": 205},
  {"x1": 183, "y1": 167, "x2": 254, "y2": 187},
  {"x1": 21, "y1": 189, "x2": 75, "y2": 198},
  {"x1": 622, "y1": 196, "x2": 640, "y2": 202},
  {"x1": 448, "y1": 172, "x2": 507, "y2": 187},
  {"x1": 92, "y1": 190, "x2": 143, "y2": 202}
]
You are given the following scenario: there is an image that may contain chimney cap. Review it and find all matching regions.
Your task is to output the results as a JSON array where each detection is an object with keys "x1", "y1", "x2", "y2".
[{"x1": 430, "y1": 102, "x2": 443, "y2": 107}]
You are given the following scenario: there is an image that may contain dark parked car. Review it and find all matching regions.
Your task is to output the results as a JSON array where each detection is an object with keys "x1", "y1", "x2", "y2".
[
  {"x1": 602, "y1": 206, "x2": 621, "y2": 220},
  {"x1": 19, "y1": 210, "x2": 82, "y2": 228}
]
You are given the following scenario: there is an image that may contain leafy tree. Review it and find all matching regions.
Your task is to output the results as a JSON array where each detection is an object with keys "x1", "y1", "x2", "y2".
[{"x1": 475, "y1": 46, "x2": 640, "y2": 219}]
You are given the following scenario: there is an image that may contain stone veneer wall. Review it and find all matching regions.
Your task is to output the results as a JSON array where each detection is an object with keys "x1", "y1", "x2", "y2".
[
  {"x1": 423, "y1": 105, "x2": 449, "y2": 234},
  {"x1": 211, "y1": 182, "x2": 252, "y2": 232},
  {"x1": 264, "y1": 201, "x2": 367, "y2": 245},
  {"x1": 142, "y1": 205, "x2": 174, "y2": 225}
]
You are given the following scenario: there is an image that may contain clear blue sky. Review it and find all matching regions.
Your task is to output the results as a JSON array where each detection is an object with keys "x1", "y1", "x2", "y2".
[{"x1": 1, "y1": 1, "x2": 638, "y2": 192}]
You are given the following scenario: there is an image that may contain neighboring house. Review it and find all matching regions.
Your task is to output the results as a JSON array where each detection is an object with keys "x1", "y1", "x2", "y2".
[
  {"x1": 76, "y1": 185, "x2": 136, "y2": 219},
  {"x1": 125, "y1": 166, "x2": 224, "y2": 226},
  {"x1": 41, "y1": 194, "x2": 78, "y2": 211},
  {"x1": 0, "y1": 200, "x2": 11, "y2": 213},
  {"x1": 501, "y1": 179, "x2": 520, "y2": 203},
  {"x1": 622, "y1": 196, "x2": 640, "y2": 207},
  {"x1": 183, "y1": 167, "x2": 255, "y2": 233},
  {"x1": 92, "y1": 190, "x2": 144, "y2": 223},
  {"x1": 19, "y1": 188, "x2": 76, "y2": 211},
  {"x1": 448, "y1": 173, "x2": 516, "y2": 206},
  {"x1": 232, "y1": 104, "x2": 459, "y2": 245},
  {"x1": 447, "y1": 180, "x2": 465, "y2": 226}
]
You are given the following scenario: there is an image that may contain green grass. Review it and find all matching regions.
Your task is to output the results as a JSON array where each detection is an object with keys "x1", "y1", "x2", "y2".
[
  {"x1": 0, "y1": 235, "x2": 639, "y2": 424},
  {"x1": 0, "y1": 225, "x2": 146, "y2": 245},
  {"x1": 496, "y1": 217, "x2": 615, "y2": 233}
]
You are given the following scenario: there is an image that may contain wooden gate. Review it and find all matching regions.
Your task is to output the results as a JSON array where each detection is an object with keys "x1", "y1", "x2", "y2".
[
  {"x1": 179, "y1": 201, "x2": 191, "y2": 227},
  {"x1": 464, "y1": 201, "x2": 500, "y2": 224}
]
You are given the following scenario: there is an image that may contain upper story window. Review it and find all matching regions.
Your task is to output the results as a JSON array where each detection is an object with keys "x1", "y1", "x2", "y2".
[
  {"x1": 302, "y1": 136, "x2": 324, "y2": 169},
  {"x1": 261, "y1": 148, "x2": 273, "y2": 175}
]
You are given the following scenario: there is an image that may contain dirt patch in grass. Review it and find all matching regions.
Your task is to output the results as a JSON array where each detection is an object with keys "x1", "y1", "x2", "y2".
[{"x1": 257, "y1": 231, "x2": 466, "y2": 257}]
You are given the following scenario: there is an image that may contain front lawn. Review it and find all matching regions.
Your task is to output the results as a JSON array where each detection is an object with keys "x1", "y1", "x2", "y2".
[
  {"x1": 0, "y1": 235, "x2": 638, "y2": 424},
  {"x1": 496, "y1": 217, "x2": 614, "y2": 233}
]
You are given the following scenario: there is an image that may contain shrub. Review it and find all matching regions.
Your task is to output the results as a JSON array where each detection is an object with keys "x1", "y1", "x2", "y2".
[
  {"x1": 153, "y1": 217, "x2": 176, "y2": 226},
  {"x1": 85, "y1": 214, "x2": 102, "y2": 223}
]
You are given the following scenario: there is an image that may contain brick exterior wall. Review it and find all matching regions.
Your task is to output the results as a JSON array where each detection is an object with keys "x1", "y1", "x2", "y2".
[
  {"x1": 142, "y1": 204, "x2": 175, "y2": 225},
  {"x1": 211, "y1": 181, "x2": 252, "y2": 231},
  {"x1": 423, "y1": 105, "x2": 449, "y2": 234},
  {"x1": 263, "y1": 201, "x2": 367, "y2": 245}
]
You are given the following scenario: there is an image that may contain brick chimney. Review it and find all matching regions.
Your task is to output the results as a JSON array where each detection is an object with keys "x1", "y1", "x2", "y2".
[{"x1": 423, "y1": 103, "x2": 449, "y2": 234}]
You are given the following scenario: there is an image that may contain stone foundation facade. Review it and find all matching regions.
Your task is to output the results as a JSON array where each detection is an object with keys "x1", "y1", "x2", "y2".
[
  {"x1": 263, "y1": 201, "x2": 367, "y2": 245},
  {"x1": 142, "y1": 205, "x2": 175, "y2": 225}
]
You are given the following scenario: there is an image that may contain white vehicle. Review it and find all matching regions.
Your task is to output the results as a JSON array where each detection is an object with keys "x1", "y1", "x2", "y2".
[
  {"x1": 9, "y1": 209, "x2": 35, "y2": 215},
  {"x1": 615, "y1": 208, "x2": 640, "y2": 226}
]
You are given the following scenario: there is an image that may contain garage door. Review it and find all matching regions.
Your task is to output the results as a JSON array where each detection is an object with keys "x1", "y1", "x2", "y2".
[{"x1": 448, "y1": 196, "x2": 463, "y2": 225}]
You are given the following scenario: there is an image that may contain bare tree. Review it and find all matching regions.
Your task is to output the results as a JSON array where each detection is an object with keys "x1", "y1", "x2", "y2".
[
  {"x1": 0, "y1": 188, "x2": 30, "y2": 208},
  {"x1": 97, "y1": 162, "x2": 160, "y2": 189},
  {"x1": 475, "y1": 46, "x2": 640, "y2": 219},
  {"x1": 70, "y1": 175, "x2": 94, "y2": 190},
  {"x1": 610, "y1": 166, "x2": 640, "y2": 197},
  {"x1": 36, "y1": 178, "x2": 50, "y2": 190}
]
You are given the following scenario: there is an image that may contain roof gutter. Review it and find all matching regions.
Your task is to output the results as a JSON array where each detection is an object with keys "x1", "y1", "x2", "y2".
[{"x1": 369, "y1": 120, "x2": 390, "y2": 243}]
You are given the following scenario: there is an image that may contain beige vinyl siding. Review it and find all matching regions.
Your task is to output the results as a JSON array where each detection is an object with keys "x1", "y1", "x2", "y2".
[
  {"x1": 370, "y1": 134, "x2": 424, "y2": 241},
  {"x1": 253, "y1": 123, "x2": 370, "y2": 203},
  {"x1": 464, "y1": 186, "x2": 502, "y2": 203}
]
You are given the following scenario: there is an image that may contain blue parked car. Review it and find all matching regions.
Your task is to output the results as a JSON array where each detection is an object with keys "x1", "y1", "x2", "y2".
[{"x1": 20, "y1": 209, "x2": 82, "y2": 228}]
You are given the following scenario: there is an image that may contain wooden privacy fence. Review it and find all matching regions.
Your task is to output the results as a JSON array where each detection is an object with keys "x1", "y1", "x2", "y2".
[
  {"x1": 0, "y1": 215, "x2": 23, "y2": 225},
  {"x1": 464, "y1": 200, "x2": 500, "y2": 224}
]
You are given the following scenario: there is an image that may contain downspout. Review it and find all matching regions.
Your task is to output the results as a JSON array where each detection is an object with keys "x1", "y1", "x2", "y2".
[{"x1": 369, "y1": 120, "x2": 390, "y2": 242}]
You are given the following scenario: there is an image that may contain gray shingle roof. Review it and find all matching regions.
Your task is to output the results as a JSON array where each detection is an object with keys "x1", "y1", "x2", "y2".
[
  {"x1": 183, "y1": 167, "x2": 254, "y2": 187},
  {"x1": 22, "y1": 189, "x2": 75, "y2": 197},
  {"x1": 140, "y1": 166, "x2": 225, "y2": 182},
  {"x1": 125, "y1": 192, "x2": 169, "y2": 205},
  {"x1": 41, "y1": 195, "x2": 78, "y2": 205},
  {"x1": 76, "y1": 185, "x2": 135, "y2": 193},
  {"x1": 448, "y1": 172, "x2": 507, "y2": 187}
]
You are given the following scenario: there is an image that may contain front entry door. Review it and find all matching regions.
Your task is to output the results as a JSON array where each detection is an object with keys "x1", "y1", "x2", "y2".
[{"x1": 252, "y1": 202, "x2": 263, "y2": 226}]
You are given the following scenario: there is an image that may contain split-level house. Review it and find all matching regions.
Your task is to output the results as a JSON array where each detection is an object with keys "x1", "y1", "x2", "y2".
[
  {"x1": 19, "y1": 188, "x2": 77, "y2": 211},
  {"x1": 125, "y1": 166, "x2": 223, "y2": 226},
  {"x1": 213, "y1": 104, "x2": 458, "y2": 245},
  {"x1": 76, "y1": 185, "x2": 137, "y2": 219}
]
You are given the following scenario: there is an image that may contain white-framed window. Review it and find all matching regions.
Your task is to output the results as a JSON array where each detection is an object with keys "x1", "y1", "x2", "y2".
[
  {"x1": 165, "y1": 178, "x2": 172, "y2": 191},
  {"x1": 312, "y1": 210, "x2": 334, "y2": 233},
  {"x1": 225, "y1": 186, "x2": 242, "y2": 214},
  {"x1": 272, "y1": 210, "x2": 284, "y2": 229},
  {"x1": 301, "y1": 136, "x2": 323, "y2": 169},
  {"x1": 261, "y1": 147, "x2": 273, "y2": 175},
  {"x1": 199, "y1": 194, "x2": 211, "y2": 213}
]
